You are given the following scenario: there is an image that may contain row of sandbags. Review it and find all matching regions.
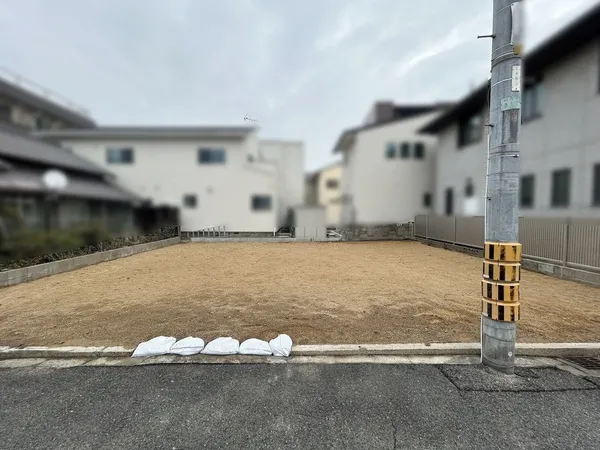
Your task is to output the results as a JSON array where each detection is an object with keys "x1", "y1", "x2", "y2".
[{"x1": 131, "y1": 334, "x2": 293, "y2": 358}]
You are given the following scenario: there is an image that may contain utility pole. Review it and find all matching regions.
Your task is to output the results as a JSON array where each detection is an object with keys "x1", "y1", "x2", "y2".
[{"x1": 480, "y1": 0, "x2": 524, "y2": 374}]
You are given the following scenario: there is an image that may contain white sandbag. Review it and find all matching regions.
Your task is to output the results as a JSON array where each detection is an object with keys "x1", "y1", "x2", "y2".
[
  {"x1": 269, "y1": 334, "x2": 293, "y2": 357},
  {"x1": 201, "y1": 337, "x2": 240, "y2": 355},
  {"x1": 169, "y1": 337, "x2": 205, "y2": 356},
  {"x1": 131, "y1": 336, "x2": 176, "y2": 358},
  {"x1": 239, "y1": 338, "x2": 273, "y2": 356}
]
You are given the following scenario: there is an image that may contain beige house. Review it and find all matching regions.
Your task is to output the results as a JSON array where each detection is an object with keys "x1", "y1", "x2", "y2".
[{"x1": 305, "y1": 161, "x2": 343, "y2": 227}]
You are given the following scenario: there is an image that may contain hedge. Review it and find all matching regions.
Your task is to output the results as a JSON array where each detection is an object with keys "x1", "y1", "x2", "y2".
[{"x1": 0, "y1": 225, "x2": 179, "y2": 271}]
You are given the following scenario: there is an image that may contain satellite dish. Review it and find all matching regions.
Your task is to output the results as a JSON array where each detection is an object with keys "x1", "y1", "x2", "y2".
[{"x1": 42, "y1": 169, "x2": 68, "y2": 192}]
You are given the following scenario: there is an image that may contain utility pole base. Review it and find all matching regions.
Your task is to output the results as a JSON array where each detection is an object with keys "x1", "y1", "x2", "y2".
[{"x1": 481, "y1": 315, "x2": 516, "y2": 375}]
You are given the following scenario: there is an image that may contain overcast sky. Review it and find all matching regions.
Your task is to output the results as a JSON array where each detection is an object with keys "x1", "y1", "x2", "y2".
[{"x1": 0, "y1": 0, "x2": 598, "y2": 171}]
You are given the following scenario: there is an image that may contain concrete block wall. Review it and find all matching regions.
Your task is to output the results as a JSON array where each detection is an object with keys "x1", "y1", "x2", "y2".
[
  {"x1": 336, "y1": 223, "x2": 414, "y2": 241},
  {"x1": 0, "y1": 237, "x2": 181, "y2": 287}
]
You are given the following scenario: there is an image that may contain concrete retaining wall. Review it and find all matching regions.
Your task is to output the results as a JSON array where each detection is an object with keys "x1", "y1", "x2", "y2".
[
  {"x1": 190, "y1": 237, "x2": 342, "y2": 243},
  {"x1": 417, "y1": 238, "x2": 600, "y2": 287},
  {"x1": 336, "y1": 223, "x2": 414, "y2": 241},
  {"x1": 0, "y1": 237, "x2": 181, "y2": 287}
]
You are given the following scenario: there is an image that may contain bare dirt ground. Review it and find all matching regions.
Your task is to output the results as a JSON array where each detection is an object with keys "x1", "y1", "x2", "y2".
[{"x1": 1, "y1": 241, "x2": 599, "y2": 348}]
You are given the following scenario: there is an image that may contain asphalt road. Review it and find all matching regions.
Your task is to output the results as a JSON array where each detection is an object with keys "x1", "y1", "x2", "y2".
[{"x1": 1, "y1": 363, "x2": 600, "y2": 450}]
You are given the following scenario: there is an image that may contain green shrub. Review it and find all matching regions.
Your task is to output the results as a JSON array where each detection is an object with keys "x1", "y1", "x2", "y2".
[
  {"x1": 0, "y1": 224, "x2": 179, "y2": 271},
  {"x1": 7, "y1": 228, "x2": 84, "y2": 260}
]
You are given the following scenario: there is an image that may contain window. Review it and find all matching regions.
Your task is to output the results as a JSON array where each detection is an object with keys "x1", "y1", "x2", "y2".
[
  {"x1": 326, "y1": 179, "x2": 339, "y2": 189},
  {"x1": 414, "y1": 142, "x2": 425, "y2": 159},
  {"x1": 551, "y1": 168, "x2": 571, "y2": 207},
  {"x1": 522, "y1": 78, "x2": 543, "y2": 122},
  {"x1": 198, "y1": 148, "x2": 226, "y2": 164},
  {"x1": 0, "y1": 104, "x2": 11, "y2": 122},
  {"x1": 106, "y1": 147, "x2": 134, "y2": 164},
  {"x1": 183, "y1": 194, "x2": 197, "y2": 208},
  {"x1": 445, "y1": 188, "x2": 454, "y2": 215},
  {"x1": 464, "y1": 178, "x2": 474, "y2": 198},
  {"x1": 251, "y1": 195, "x2": 272, "y2": 211},
  {"x1": 385, "y1": 143, "x2": 396, "y2": 159},
  {"x1": 520, "y1": 174, "x2": 535, "y2": 208},
  {"x1": 33, "y1": 115, "x2": 54, "y2": 130},
  {"x1": 458, "y1": 112, "x2": 484, "y2": 148},
  {"x1": 593, "y1": 163, "x2": 600, "y2": 206},
  {"x1": 423, "y1": 192, "x2": 432, "y2": 208},
  {"x1": 400, "y1": 142, "x2": 410, "y2": 159}
]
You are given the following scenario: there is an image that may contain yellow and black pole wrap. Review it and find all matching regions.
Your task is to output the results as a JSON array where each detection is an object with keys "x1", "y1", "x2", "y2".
[{"x1": 481, "y1": 242, "x2": 521, "y2": 322}]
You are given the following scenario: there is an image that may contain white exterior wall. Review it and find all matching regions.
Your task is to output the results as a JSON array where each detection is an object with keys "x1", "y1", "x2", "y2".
[
  {"x1": 60, "y1": 133, "x2": 279, "y2": 231},
  {"x1": 341, "y1": 111, "x2": 441, "y2": 225},
  {"x1": 433, "y1": 125, "x2": 487, "y2": 217},
  {"x1": 258, "y1": 140, "x2": 305, "y2": 226},
  {"x1": 434, "y1": 40, "x2": 600, "y2": 219}
]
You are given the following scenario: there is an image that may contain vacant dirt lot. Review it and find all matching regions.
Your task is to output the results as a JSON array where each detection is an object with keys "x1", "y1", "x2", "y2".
[{"x1": 1, "y1": 241, "x2": 599, "y2": 347}]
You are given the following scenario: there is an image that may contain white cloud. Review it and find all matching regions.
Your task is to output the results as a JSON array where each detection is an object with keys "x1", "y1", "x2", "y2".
[
  {"x1": 393, "y1": 12, "x2": 489, "y2": 80},
  {"x1": 314, "y1": 1, "x2": 377, "y2": 52}
]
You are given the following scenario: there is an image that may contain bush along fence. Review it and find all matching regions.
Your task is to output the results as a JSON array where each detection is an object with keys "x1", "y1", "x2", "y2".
[
  {"x1": 0, "y1": 225, "x2": 180, "y2": 272},
  {"x1": 415, "y1": 214, "x2": 600, "y2": 286}
]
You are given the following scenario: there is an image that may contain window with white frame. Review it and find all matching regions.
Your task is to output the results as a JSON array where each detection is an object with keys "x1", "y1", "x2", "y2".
[
  {"x1": 251, "y1": 195, "x2": 272, "y2": 211},
  {"x1": 182, "y1": 194, "x2": 197, "y2": 208},
  {"x1": 414, "y1": 142, "x2": 425, "y2": 159},
  {"x1": 106, "y1": 147, "x2": 134, "y2": 164},
  {"x1": 551, "y1": 168, "x2": 571, "y2": 208},
  {"x1": 198, "y1": 148, "x2": 226, "y2": 164},
  {"x1": 458, "y1": 112, "x2": 484, "y2": 148},
  {"x1": 522, "y1": 77, "x2": 543, "y2": 122},
  {"x1": 385, "y1": 142, "x2": 396, "y2": 159},
  {"x1": 399, "y1": 142, "x2": 410, "y2": 159}
]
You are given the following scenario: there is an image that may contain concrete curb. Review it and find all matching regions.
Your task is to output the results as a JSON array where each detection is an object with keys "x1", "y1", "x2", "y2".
[
  {"x1": 1, "y1": 342, "x2": 599, "y2": 360},
  {"x1": 294, "y1": 343, "x2": 600, "y2": 357},
  {"x1": 0, "y1": 346, "x2": 131, "y2": 359},
  {"x1": 293, "y1": 343, "x2": 480, "y2": 356}
]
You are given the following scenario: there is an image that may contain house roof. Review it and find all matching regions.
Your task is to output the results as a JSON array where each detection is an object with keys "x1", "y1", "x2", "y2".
[
  {"x1": 332, "y1": 103, "x2": 453, "y2": 153},
  {"x1": 0, "y1": 157, "x2": 12, "y2": 171},
  {"x1": 0, "y1": 167, "x2": 141, "y2": 203},
  {"x1": 0, "y1": 129, "x2": 141, "y2": 203},
  {"x1": 0, "y1": 129, "x2": 110, "y2": 176},
  {"x1": 35, "y1": 126, "x2": 257, "y2": 141},
  {"x1": 419, "y1": 3, "x2": 600, "y2": 134},
  {"x1": 0, "y1": 75, "x2": 96, "y2": 129}
]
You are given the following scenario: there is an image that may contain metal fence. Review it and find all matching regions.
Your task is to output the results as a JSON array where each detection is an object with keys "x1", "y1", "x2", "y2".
[{"x1": 415, "y1": 215, "x2": 600, "y2": 272}]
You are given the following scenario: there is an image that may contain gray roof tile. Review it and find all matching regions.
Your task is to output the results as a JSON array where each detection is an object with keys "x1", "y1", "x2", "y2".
[
  {"x1": 0, "y1": 130, "x2": 108, "y2": 175},
  {"x1": 0, "y1": 167, "x2": 141, "y2": 203}
]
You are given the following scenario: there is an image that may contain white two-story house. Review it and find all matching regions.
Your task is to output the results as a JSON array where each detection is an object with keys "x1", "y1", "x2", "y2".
[
  {"x1": 332, "y1": 102, "x2": 452, "y2": 225},
  {"x1": 36, "y1": 126, "x2": 305, "y2": 232},
  {"x1": 419, "y1": 4, "x2": 600, "y2": 219}
]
